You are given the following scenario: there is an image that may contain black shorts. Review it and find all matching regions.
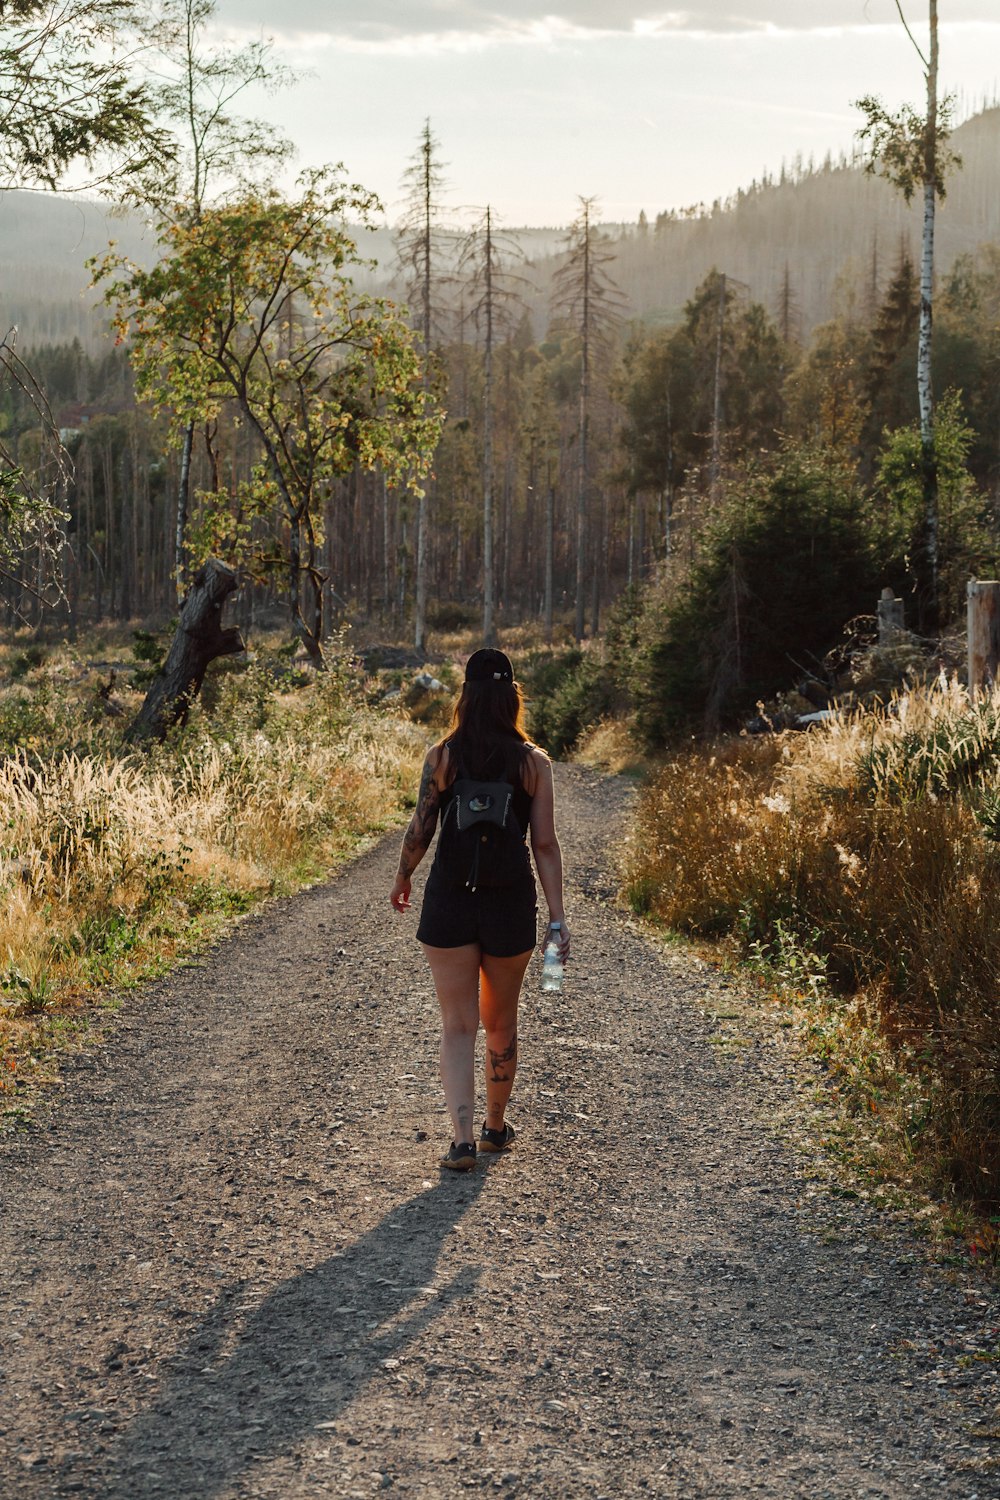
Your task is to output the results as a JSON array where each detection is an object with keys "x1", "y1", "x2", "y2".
[{"x1": 416, "y1": 864, "x2": 538, "y2": 957}]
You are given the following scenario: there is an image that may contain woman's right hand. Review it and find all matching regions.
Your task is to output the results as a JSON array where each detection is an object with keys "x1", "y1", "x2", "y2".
[{"x1": 391, "y1": 874, "x2": 412, "y2": 913}]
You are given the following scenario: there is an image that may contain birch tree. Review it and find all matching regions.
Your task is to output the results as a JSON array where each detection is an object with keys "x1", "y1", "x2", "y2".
[
  {"x1": 856, "y1": 0, "x2": 959, "y2": 628},
  {"x1": 124, "y1": 0, "x2": 294, "y2": 601},
  {"x1": 99, "y1": 170, "x2": 443, "y2": 662}
]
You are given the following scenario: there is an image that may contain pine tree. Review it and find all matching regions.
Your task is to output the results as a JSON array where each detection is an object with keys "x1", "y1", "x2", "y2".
[{"x1": 861, "y1": 250, "x2": 920, "y2": 453}]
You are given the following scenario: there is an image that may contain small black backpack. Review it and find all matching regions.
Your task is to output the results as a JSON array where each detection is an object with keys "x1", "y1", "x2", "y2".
[{"x1": 437, "y1": 763, "x2": 530, "y2": 891}]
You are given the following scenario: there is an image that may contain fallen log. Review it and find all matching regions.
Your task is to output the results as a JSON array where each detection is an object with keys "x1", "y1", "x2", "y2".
[{"x1": 125, "y1": 559, "x2": 245, "y2": 745}]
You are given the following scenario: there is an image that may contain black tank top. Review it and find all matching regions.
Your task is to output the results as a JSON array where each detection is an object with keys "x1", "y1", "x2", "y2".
[{"x1": 430, "y1": 741, "x2": 535, "y2": 889}]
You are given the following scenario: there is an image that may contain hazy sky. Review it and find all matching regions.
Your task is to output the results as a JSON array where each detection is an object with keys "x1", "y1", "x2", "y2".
[{"x1": 211, "y1": 2, "x2": 1000, "y2": 225}]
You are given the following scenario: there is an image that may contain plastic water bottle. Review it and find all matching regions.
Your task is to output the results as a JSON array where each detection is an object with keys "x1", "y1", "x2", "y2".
[{"x1": 541, "y1": 936, "x2": 564, "y2": 993}]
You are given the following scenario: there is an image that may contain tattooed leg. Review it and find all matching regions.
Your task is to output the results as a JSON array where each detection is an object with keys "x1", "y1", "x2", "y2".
[{"x1": 488, "y1": 1032, "x2": 517, "y2": 1082}]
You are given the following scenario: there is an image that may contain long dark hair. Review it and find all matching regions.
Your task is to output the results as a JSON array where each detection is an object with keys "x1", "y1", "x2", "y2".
[{"x1": 442, "y1": 678, "x2": 531, "y2": 786}]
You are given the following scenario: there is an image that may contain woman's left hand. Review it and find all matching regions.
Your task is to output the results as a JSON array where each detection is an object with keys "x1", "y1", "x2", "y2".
[
  {"x1": 390, "y1": 874, "x2": 411, "y2": 913},
  {"x1": 546, "y1": 921, "x2": 571, "y2": 962}
]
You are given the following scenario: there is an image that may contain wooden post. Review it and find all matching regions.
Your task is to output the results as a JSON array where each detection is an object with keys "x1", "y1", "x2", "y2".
[
  {"x1": 125, "y1": 558, "x2": 244, "y2": 744},
  {"x1": 877, "y1": 586, "x2": 905, "y2": 646},
  {"x1": 967, "y1": 580, "x2": 1000, "y2": 695}
]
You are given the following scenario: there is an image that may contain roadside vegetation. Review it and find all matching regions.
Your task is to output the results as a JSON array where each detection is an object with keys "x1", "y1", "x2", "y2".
[
  {"x1": 0, "y1": 628, "x2": 432, "y2": 1116},
  {"x1": 616, "y1": 679, "x2": 1000, "y2": 1241}
]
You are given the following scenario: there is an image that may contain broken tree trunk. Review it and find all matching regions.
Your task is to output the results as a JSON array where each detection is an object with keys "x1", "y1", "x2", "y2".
[
  {"x1": 967, "y1": 579, "x2": 1000, "y2": 697},
  {"x1": 125, "y1": 558, "x2": 244, "y2": 745}
]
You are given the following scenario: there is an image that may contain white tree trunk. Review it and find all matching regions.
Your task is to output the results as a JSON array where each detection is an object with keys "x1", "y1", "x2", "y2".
[
  {"x1": 920, "y1": 1, "x2": 939, "y2": 620},
  {"x1": 413, "y1": 122, "x2": 434, "y2": 654},
  {"x1": 414, "y1": 490, "x2": 428, "y2": 652},
  {"x1": 575, "y1": 202, "x2": 590, "y2": 643}
]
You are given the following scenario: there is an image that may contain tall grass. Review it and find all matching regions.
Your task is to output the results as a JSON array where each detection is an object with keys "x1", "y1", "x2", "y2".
[
  {"x1": 623, "y1": 681, "x2": 1000, "y2": 1206},
  {"x1": 0, "y1": 642, "x2": 427, "y2": 1105}
]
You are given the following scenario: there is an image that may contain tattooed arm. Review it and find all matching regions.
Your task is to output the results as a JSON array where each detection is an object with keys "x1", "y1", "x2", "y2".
[{"x1": 390, "y1": 745, "x2": 444, "y2": 913}]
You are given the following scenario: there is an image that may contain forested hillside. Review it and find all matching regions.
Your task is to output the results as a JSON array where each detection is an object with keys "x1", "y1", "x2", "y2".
[
  {"x1": 588, "y1": 105, "x2": 1000, "y2": 336},
  {"x1": 4, "y1": 107, "x2": 999, "y2": 350},
  {"x1": 0, "y1": 193, "x2": 154, "y2": 349}
]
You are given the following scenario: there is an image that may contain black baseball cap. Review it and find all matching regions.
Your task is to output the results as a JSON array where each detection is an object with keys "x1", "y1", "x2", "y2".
[{"x1": 464, "y1": 648, "x2": 514, "y2": 683}]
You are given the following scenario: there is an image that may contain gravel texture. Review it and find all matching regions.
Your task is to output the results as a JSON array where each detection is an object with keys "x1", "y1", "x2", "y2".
[{"x1": 3, "y1": 763, "x2": 1000, "y2": 1498}]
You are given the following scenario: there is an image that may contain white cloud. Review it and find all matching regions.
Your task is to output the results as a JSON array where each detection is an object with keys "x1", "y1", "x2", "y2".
[{"x1": 213, "y1": 0, "x2": 1000, "y2": 50}]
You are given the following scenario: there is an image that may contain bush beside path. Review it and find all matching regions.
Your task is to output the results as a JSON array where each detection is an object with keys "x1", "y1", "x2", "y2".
[{"x1": 2, "y1": 766, "x2": 1000, "y2": 1498}]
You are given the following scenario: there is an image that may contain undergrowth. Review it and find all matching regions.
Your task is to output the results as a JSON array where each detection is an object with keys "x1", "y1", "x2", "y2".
[
  {"x1": 621, "y1": 679, "x2": 1000, "y2": 1217},
  {"x1": 0, "y1": 628, "x2": 428, "y2": 1115}
]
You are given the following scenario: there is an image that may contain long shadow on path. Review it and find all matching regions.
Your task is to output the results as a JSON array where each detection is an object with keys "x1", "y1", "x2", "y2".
[{"x1": 88, "y1": 1176, "x2": 486, "y2": 1500}]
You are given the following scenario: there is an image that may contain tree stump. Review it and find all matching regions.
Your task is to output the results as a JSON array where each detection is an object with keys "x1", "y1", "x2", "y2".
[
  {"x1": 967, "y1": 579, "x2": 1000, "y2": 697},
  {"x1": 877, "y1": 586, "x2": 905, "y2": 646},
  {"x1": 125, "y1": 559, "x2": 245, "y2": 744}
]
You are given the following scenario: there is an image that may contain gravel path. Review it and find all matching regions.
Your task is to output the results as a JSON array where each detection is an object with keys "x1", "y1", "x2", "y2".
[{"x1": 3, "y1": 764, "x2": 1000, "y2": 1499}]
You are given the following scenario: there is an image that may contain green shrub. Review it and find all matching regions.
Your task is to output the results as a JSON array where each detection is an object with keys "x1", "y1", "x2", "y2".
[
  {"x1": 9, "y1": 644, "x2": 48, "y2": 680},
  {"x1": 131, "y1": 626, "x2": 170, "y2": 688},
  {"x1": 523, "y1": 590, "x2": 642, "y2": 755},
  {"x1": 874, "y1": 391, "x2": 995, "y2": 625},
  {"x1": 522, "y1": 646, "x2": 583, "y2": 751},
  {"x1": 427, "y1": 600, "x2": 479, "y2": 632},
  {"x1": 633, "y1": 446, "x2": 886, "y2": 743},
  {"x1": 858, "y1": 694, "x2": 1000, "y2": 801},
  {"x1": 0, "y1": 688, "x2": 60, "y2": 755}
]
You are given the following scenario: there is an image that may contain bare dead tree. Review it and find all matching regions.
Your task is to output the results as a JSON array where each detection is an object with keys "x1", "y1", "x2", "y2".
[
  {"x1": 551, "y1": 196, "x2": 625, "y2": 641},
  {"x1": 396, "y1": 119, "x2": 450, "y2": 653},
  {"x1": 0, "y1": 327, "x2": 70, "y2": 618},
  {"x1": 457, "y1": 204, "x2": 531, "y2": 644}
]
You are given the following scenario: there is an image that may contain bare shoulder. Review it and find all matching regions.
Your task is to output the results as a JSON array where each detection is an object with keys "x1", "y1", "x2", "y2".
[
  {"x1": 429, "y1": 739, "x2": 450, "y2": 788},
  {"x1": 524, "y1": 743, "x2": 552, "y2": 795}
]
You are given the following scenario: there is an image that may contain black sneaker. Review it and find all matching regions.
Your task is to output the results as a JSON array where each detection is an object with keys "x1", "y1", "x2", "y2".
[
  {"x1": 441, "y1": 1141, "x2": 477, "y2": 1172},
  {"x1": 479, "y1": 1121, "x2": 516, "y2": 1154}
]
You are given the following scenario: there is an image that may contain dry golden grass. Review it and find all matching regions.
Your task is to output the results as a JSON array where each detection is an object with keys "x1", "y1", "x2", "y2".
[
  {"x1": 622, "y1": 682, "x2": 1000, "y2": 1208},
  {"x1": 0, "y1": 654, "x2": 427, "y2": 1108},
  {"x1": 429, "y1": 619, "x2": 577, "y2": 663},
  {"x1": 574, "y1": 718, "x2": 649, "y2": 777}
]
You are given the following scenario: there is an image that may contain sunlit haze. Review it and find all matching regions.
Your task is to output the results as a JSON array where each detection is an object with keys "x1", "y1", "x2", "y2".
[{"x1": 211, "y1": 1, "x2": 999, "y2": 226}]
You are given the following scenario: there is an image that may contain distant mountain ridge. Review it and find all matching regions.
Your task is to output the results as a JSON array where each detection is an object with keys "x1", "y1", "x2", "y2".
[{"x1": 2, "y1": 107, "x2": 998, "y2": 351}]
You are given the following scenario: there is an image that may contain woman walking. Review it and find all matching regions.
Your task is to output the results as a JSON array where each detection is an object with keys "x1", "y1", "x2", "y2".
[{"x1": 390, "y1": 648, "x2": 570, "y2": 1170}]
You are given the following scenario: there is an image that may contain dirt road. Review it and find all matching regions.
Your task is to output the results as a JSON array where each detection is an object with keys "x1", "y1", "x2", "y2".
[{"x1": 3, "y1": 765, "x2": 1000, "y2": 1498}]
